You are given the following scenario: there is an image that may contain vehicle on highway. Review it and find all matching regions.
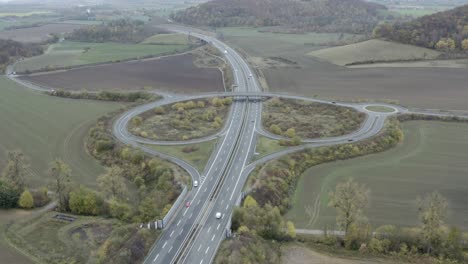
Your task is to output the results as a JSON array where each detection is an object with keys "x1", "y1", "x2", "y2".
[
  {"x1": 215, "y1": 212, "x2": 222, "y2": 219},
  {"x1": 193, "y1": 180, "x2": 198, "y2": 187},
  {"x1": 185, "y1": 201, "x2": 191, "y2": 208},
  {"x1": 224, "y1": 50, "x2": 228, "y2": 54}
]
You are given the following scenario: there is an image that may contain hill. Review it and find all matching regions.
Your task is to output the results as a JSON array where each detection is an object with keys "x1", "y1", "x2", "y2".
[
  {"x1": 171, "y1": 0, "x2": 387, "y2": 34},
  {"x1": 374, "y1": 4, "x2": 468, "y2": 50}
]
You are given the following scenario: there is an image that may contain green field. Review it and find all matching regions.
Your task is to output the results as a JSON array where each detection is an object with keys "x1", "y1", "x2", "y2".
[
  {"x1": 147, "y1": 140, "x2": 217, "y2": 173},
  {"x1": 14, "y1": 41, "x2": 190, "y2": 73},
  {"x1": 308, "y1": 39, "x2": 441, "y2": 66},
  {"x1": 286, "y1": 121, "x2": 468, "y2": 230},
  {"x1": 219, "y1": 27, "x2": 364, "y2": 57},
  {"x1": 254, "y1": 136, "x2": 289, "y2": 160},
  {"x1": 0, "y1": 11, "x2": 52, "y2": 17},
  {"x1": 0, "y1": 77, "x2": 122, "y2": 188}
]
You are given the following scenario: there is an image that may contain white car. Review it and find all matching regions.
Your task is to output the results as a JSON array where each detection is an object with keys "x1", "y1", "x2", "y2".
[
  {"x1": 215, "y1": 212, "x2": 222, "y2": 219},
  {"x1": 224, "y1": 50, "x2": 228, "y2": 54},
  {"x1": 193, "y1": 181, "x2": 199, "y2": 187}
]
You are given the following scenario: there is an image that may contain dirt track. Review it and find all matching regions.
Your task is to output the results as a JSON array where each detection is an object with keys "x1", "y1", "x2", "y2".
[{"x1": 20, "y1": 54, "x2": 224, "y2": 93}]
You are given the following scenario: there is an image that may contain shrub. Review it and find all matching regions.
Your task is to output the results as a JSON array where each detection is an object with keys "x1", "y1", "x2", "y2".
[
  {"x1": 69, "y1": 186, "x2": 102, "y2": 216},
  {"x1": 31, "y1": 187, "x2": 50, "y2": 207},
  {"x1": 18, "y1": 189, "x2": 34, "y2": 209},
  {"x1": 0, "y1": 180, "x2": 20, "y2": 208}
]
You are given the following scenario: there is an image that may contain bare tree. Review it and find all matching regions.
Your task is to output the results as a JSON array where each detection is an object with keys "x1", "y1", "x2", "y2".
[
  {"x1": 328, "y1": 178, "x2": 369, "y2": 235},
  {"x1": 2, "y1": 151, "x2": 29, "y2": 191},
  {"x1": 418, "y1": 191, "x2": 448, "y2": 254},
  {"x1": 98, "y1": 166, "x2": 128, "y2": 200},
  {"x1": 49, "y1": 160, "x2": 71, "y2": 212}
]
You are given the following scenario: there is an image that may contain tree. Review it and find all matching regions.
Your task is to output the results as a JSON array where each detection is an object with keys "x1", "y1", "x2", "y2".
[
  {"x1": 286, "y1": 221, "x2": 296, "y2": 238},
  {"x1": 269, "y1": 124, "x2": 282, "y2": 135},
  {"x1": 49, "y1": 160, "x2": 72, "y2": 212},
  {"x1": 328, "y1": 178, "x2": 369, "y2": 235},
  {"x1": 435, "y1": 38, "x2": 456, "y2": 51},
  {"x1": 69, "y1": 185, "x2": 100, "y2": 215},
  {"x1": 2, "y1": 151, "x2": 29, "y2": 191},
  {"x1": 132, "y1": 116, "x2": 143, "y2": 126},
  {"x1": 418, "y1": 191, "x2": 447, "y2": 254},
  {"x1": 18, "y1": 189, "x2": 34, "y2": 209},
  {"x1": 285, "y1": 128, "x2": 296, "y2": 138},
  {"x1": 0, "y1": 180, "x2": 20, "y2": 208},
  {"x1": 462, "y1": 39, "x2": 468, "y2": 51},
  {"x1": 97, "y1": 166, "x2": 128, "y2": 200}
]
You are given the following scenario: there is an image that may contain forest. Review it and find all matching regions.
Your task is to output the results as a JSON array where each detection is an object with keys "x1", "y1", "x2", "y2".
[
  {"x1": 171, "y1": 0, "x2": 387, "y2": 34},
  {"x1": 374, "y1": 4, "x2": 468, "y2": 50}
]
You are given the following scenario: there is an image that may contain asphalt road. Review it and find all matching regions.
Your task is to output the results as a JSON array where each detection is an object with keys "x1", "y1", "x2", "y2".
[{"x1": 6, "y1": 24, "x2": 468, "y2": 264}]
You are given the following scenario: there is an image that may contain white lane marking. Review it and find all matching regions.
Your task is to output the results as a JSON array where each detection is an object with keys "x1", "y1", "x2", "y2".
[
  {"x1": 183, "y1": 209, "x2": 188, "y2": 216},
  {"x1": 211, "y1": 234, "x2": 216, "y2": 241},
  {"x1": 221, "y1": 199, "x2": 224, "y2": 204},
  {"x1": 153, "y1": 254, "x2": 159, "y2": 262},
  {"x1": 162, "y1": 241, "x2": 167, "y2": 249},
  {"x1": 200, "y1": 260, "x2": 204, "y2": 264},
  {"x1": 205, "y1": 247, "x2": 210, "y2": 254},
  {"x1": 177, "y1": 220, "x2": 181, "y2": 226},
  {"x1": 204, "y1": 187, "x2": 207, "y2": 193},
  {"x1": 180, "y1": 228, "x2": 184, "y2": 234},
  {"x1": 168, "y1": 246, "x2": 173, "y2": 253},
  {"x1": 207, "y1": 226, "x2": 211, "y2": 233},
  {"x1": 197, "y1": 200, "x2": 201, "y2": 205},
  {"x1": 189, "y1": 213, "x2": 193, "y2": 218},
  {"x1": 225, "y1": 204, "x2": 229, "y2": 210},
  {"x1": 170, "y1": 231, "x2": 174, "y2": 237},
  {"x1": 198, "y1": 244, "x2": 202, "y2": 252},
  {"x1": 217, "y1": 223, "x2": 221, "y2": 230}
]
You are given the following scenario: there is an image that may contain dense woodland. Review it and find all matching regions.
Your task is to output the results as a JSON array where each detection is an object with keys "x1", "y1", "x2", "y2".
[
  {"x1": 67, "y1": 18, "x2": 159, "y2": 43},
  {"x1": 374, "y1": 4, "x2": 468, "y2": 50},
  {"x1": 171, "y1": 0, "x2": 387, "y2": 34},
  {"x1": 0, "y1": 39, "x2": 43, "y2": 72}
]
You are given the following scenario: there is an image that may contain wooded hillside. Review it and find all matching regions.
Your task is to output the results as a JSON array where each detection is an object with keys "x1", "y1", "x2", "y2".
[
  {"x1": 374, "y1": 5, "x2": 468, "y2": 50},
  {"x1": 171, "y1": 0, "x2": 387, "y2": 34}
]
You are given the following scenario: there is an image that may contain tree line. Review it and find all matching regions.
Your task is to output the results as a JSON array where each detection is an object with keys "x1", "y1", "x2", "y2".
[
  {"x1": 66, "y1": 18, "x2": 158, "y2": 43},
  {"x1": 0, "y1": 39, "x2": 43, "y2": 72},
  {"x1": 171, "y1": 0, "x2": 387, "y2": 34},
  {"x1": 374, "y1": 4, "x2": 468, "y2": 51}
]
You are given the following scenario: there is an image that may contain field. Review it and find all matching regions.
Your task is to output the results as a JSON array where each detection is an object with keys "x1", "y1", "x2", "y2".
[
  {"x1": 20, "y1": 54, "x2": 224, "y2": 93},
  {"x1": 308, "y1": 39, "x2": 441, "y2": 66},
  {"x1": 0, "y1": 11, "x2": 52, "y2": 17},
  {"x1": 142, "y1": 33, "x2": 189, "y2": 45},
  {"x1": 147, "y1": 140, "x2": 218, "y2": 173},
  {"x1": 220, "y1": 27, "x2": 365, "y2": 58},
  {"x1": 0, "y1": 77, "x2": 122, "y2": 188},
  {"x1": 0, "y1": 23, "x2": 82, "y2": 42},
  {"x1": 0, "y1": 209, "x2": 34, "y2": 264},
  {"x1": 254, "y1": 136, "x2": 288, "y2": 160},
  {"x1": 262, "y1": 98, "x2": 366, "y2": 139},
  {"x1": 286, "y1": 121, "x2": 468, "y2": 230},
  {"x1": 14, "y1": 41, "x2": 190, "y2": 73}
]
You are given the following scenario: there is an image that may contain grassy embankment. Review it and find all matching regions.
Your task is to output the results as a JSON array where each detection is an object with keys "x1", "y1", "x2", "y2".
[
  {"x1": 0, "y1": 76, "x2": 122, "y2": 188},
  {"x1": 287, "y1": 121, "x2": 468, "y2": 230},
  {"x1": 14, "y1": 40, "x2": 191, "y2": 73},
  {"x1": 147, "y1": 140, "x2": 218, "y2": 173}
]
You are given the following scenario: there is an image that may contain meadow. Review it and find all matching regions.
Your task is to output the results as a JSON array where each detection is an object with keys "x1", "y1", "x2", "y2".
[
  {"x1": 0, "y1": 77, "x2": 122, "y2": 188},
  {"x1": 286, "y1": 121, "x2": 468, "y2": 230},
  {"x1": 14, "y1": 41, "x2": 190, "y2": 73}
]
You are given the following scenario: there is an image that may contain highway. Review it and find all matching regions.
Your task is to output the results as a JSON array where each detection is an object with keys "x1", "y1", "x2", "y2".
[{"x1": 6, "y1": 25, "x2": 468, "y2": 264}]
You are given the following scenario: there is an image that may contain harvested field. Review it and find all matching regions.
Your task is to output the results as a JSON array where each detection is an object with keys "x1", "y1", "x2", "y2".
[
  {"x1": 308, "y1": 39, "x2": 441, "y2": 66},
  {"x1": 264, "y1": 57, "x2": 468, "y2": 110},
  {"x1": 262, "y1": 98, "x2": 366, "y2": 139},
  {"x1": 0, "y1": 23, "x2": 82, "y2": 43},
  {"x1": 130, "y1": 98, "x2": 231, "y2": 141},
  {"x1": 0, "y1": 77, "x2": 121, "y2": 188},
  {"x1": 19, "y1": 53, "x2": 225, "y2": 93},
  {"x1": 286, "y1": 121, "x2": 468, "y2": 230}
]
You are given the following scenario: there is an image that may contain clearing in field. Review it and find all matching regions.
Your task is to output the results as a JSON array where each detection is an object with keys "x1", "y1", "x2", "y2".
[
  {"x1": 308, "y1": 39, "x2": 441, "y2": 66},
  {"x1": 0, "y1": 23, "x2": 83, "y2": 43},
  {"x1": 14, "y1": 40, "x2": 190, "y2": 73},
  {"x1": 262, "y1": 98, "x2": 366, "y2": 139},
  {"x1": 0, "y1": 77, "x2": 121, "y2": 188},
  {"x1": 286, "y1": 121, "x2": 468, "y2": 230},
  {"x1": 20, "y1": 53, "x2": 225, "y2": 93},
  {"x1": 130, "y1": 98, "x2": 231, "y2": 141}
]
